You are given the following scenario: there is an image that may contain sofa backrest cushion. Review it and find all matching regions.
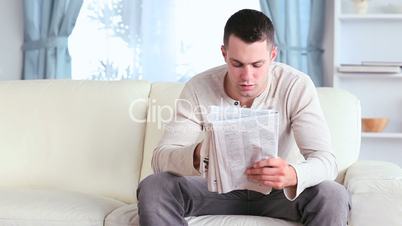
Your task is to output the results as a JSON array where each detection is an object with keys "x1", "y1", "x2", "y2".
[
  {"x1": 317, "y1": 87, "x2": 361, "y2": 183},
  {"x1": 141, "y1": 83, "x2": 185, "y2": 180},
  {"x1": 0, "y1": 80, "x2": 150, "y2": 203},
  {"x1": 141, "y1": 84, "x2": 361, "y2": 183}
]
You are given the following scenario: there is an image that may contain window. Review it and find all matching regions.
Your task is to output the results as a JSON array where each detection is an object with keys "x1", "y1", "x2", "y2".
[{"x1": 69, "y1": 0, "x2": 260, "y2": 81}]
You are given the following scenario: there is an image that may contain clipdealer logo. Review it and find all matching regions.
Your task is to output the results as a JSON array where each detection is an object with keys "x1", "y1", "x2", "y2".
[
  {"x1": 128, "y1": 97, "x2": 278, "y2": 131},
  {"x1": 128, "y1": 98, "x2": 208, "y2": 129}
]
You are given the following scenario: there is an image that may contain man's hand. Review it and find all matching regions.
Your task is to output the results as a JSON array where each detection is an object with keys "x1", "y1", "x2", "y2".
[
  {"x1": 246, "y1": 157, "x2": 297, "y2": 190},
  {"x1": 193, "y1": 143, "x2": 202, "y2": 170}
]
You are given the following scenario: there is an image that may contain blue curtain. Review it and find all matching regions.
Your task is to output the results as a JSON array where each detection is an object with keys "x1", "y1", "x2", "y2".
[
  {"x1": 260, "y1": 0, "x2": 325, "y2": 86},
  {"x1": 22, "y1": 0, "x2": 83, "y2": 79}
]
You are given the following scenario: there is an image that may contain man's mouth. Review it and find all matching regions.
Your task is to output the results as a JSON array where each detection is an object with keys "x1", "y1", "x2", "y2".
[{"x1": 239, "y1": 84, "x2": 254, "y2": 91}]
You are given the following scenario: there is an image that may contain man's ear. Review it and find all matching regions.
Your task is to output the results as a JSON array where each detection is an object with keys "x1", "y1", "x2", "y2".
[
  {"x1": 221, "y1": 45, "x2": 227, "y2": 62},
  {"x1": 270, "y1": 46, "x2": 278, "y2": 61}
]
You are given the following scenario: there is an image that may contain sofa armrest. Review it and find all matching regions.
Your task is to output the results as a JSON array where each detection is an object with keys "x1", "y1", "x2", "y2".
[
  {"x1": 345, "y1": 160, "x2": 402, "y2": 193},
  {"x1": 344, "y1": 160, "x2": 402, "y2": 226}
]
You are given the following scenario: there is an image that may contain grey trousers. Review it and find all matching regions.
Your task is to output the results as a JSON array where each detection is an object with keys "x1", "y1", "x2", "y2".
[{"x1": 137, "y1": 172, "x2": 351, "y2": 226}]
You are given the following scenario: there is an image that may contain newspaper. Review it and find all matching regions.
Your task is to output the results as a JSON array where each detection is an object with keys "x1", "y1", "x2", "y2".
[{"x1": 200, "y1": 106, "x2": 279, "y2": 194}]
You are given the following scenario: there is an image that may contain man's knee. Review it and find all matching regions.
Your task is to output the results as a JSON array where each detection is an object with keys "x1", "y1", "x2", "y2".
[
  {"x1": 137, "y1": 172, "x2": 189, "y2": 225},
  {"x1": 311, "y1": 180, "x2": 351, "y2": 210},
  {"x1": 137, "y1": 172, "x2": 180, "y2": 200}
]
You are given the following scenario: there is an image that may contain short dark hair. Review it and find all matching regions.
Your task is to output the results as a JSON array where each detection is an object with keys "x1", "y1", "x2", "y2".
[{"x1": 223, "y1": 9, "x2": 275, "y2": 47}]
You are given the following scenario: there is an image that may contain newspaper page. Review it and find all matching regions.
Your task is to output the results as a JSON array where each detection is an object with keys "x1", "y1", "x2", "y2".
[{"x1": 200, "y1": 106, "x2": 279, "y2": 194}]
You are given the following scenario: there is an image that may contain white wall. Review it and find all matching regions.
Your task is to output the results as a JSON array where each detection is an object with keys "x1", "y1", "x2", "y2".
[{"x1": 0, "y1": 0, "x2": 23, "y2": 80}]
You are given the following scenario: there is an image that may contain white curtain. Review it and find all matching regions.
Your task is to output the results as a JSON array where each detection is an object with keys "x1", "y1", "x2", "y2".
[
  {"x1": 140, "y1": 0, "x2": 177, "y2": 81},
  {"x1": 70, "y1": 0, "x2": 261, "y2": 81},
  {"x1": 70, "y1": 0, "x2": 177, "y2": 81}
]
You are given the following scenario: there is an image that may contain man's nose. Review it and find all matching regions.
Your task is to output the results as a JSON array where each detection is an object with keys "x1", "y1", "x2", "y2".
[{"x1": 240, "y1": 65, "x2": 252, "y2": 80}]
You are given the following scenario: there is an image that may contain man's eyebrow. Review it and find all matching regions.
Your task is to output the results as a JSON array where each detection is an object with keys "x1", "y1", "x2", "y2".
[
  {"x1": 229, "y1": 58, "x2": 265, "y2": 65},
  {"x1": 251, "y1": 60, "x2": 265, "y2": 64},
  {"x1": 229, "y1": 58, "x2": 244, "y2": 64}
]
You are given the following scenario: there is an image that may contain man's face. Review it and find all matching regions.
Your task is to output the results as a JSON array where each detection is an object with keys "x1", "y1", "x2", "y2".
[{"x1": 221, "y1": 35, "x2": 277, "y2": 103}]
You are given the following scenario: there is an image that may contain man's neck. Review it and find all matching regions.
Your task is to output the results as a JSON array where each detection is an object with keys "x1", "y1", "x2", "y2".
[{"x1": 239, "y1": 97, "x2": 254, "y2": 108}]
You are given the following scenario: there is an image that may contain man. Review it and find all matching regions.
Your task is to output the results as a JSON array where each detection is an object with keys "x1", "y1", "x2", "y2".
[{"x1": 137, "y1": 9, "x2": 350, "y2": 226}]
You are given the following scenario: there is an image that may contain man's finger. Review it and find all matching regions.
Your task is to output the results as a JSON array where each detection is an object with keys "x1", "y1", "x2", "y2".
[
  {"x1": 246, "y1": 167, "x2": 281, "y2": 176},
  {"x1": 253, "y1": 157, "x2": 284, "y2": 168}
]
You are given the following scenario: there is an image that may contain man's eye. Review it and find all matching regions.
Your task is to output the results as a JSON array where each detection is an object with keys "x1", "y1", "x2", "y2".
[
  {"x1": 233, "y1": 63, "x2": 242, "y2": 68},
  {"x1": 253, "y1": 63, "x2": 263, "y2": 68}
]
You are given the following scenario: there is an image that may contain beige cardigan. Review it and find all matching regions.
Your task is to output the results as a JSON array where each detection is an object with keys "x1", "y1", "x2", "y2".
[{"x1": 152, "y1": 62, "x2": 337, "y2": 200}]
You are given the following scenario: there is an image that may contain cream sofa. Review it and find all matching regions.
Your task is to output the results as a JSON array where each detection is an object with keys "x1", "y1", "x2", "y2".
[{"x1": 0, "y1": 80, "x2": 401, "y2": 226}]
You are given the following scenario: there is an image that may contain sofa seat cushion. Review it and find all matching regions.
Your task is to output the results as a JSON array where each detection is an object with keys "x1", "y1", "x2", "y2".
[
  {"x1": 105, "y1": 204, "x2": 139, "y2": 226},
  {"x1": 104, "y1": 203, "x2": 302, "y2": 226},
  {"x1": 105, "y1": 204, "x2": 302, "y2": 226},
  {"x1": 187, "y1": 215, "x2": 302, "y2": 226},
  {"x1": 0, "y1": 188, "x2": 124, "y2": 226}
]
